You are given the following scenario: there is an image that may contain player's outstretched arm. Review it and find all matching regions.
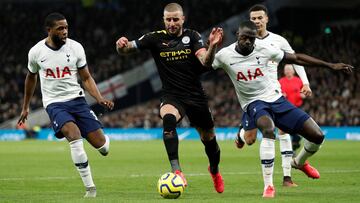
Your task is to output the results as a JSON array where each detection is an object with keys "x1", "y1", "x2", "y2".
[
  {"x1": 115, "y1": 37, "x2": 138, "y2": 55},
  {"x1": 78, "y1": 67, "x2": 114, "y2": 110},
  {"x1": 18, "y1": 72, "x2": 38, "y2": 125},
  {"x1": 197, "y1": 27, "x2": 223, "y2": 67},
  {"x1": 292, "y1": 64, "x2": 312, "y2": 96},
  {"x1": 284, "y1": 53, "x2": 354, "y2": 73}
]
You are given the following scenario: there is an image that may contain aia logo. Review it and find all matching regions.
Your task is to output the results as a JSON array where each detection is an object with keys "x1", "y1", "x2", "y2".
[
  {"x1": 45, "y1": 67, "x2": 71, "y2": 78},
  {"x1": 237, "y1": 68, "x2": 264, "y2": 81}
]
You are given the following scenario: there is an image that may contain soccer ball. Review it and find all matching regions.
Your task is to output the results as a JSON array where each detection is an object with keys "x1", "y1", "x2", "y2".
[{"x1": 157, "y1": 172, "x2": 185, "y2": 199}]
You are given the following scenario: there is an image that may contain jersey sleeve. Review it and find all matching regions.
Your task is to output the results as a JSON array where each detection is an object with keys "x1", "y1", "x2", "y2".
[
  {"x1": 279, "y1": 38, "x2": 294, "y2": 53},
  {"x1": 269, "y1": 46, "x2": 285, "y2": 64},
  {"x1": 192, "y1": 30, "x2": 205, "y2": 53},
  {"x1": 212, "y1": 50, "x2": 226, "y2": 70},
  {"x1": 75, "y1": 42, "x2": 87, "y2": 68},
  {"x1": 27, "y1": 47, "x2": 40, "y2": 73},
  {"x1": 134, "y1": 32, "x2": 156, "y2": 50}
]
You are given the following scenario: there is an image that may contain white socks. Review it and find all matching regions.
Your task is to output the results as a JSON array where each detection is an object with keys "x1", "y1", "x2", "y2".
[
  {"x1": 260, "y1": 138, "x2": 275, "y2": 188},
  {"x1": 97, "y1": 135, "x2": 110, "y2": 156},
  {"x1": 69, "y1": 139, "x2": 95, "y2": 188},
  {"x1": 239, "y1": 128, "x2": 246, "y2": 143},
  {"x1": 279, "y1": 133, "x2": 293, "y2": 177},
  {"x1": 295, "y1": 138, "x2": 322, "y2": 166}
]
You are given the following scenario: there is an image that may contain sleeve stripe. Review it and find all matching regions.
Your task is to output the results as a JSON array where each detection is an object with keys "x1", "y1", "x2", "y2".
[
  {"x1": 131, "y1": 40, "x2": 138, "y2": 49},
  {"x1": 78, "y1": 64, "x2": 87, "y2": 69}
]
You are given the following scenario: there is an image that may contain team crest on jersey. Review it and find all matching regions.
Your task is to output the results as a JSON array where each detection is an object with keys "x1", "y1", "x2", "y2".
[
  {"x1": 182, "y1": 36, "x2": 190, "y2": 44},
  {"x1": 256, "y1": 56, "x2": 261, "y2": 64}
]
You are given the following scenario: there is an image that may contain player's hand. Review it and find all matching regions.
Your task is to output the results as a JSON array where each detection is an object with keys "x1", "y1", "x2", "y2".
[
  {"x1": 116, "y1": 37, "x2": 129, "y2": 49},
  {"x1": 208, "y1": 27, "x2": 223, "y2": 47},
  {"x1": 301, "y1": 84, "x2": 312, "y2": 97},
  {"x1": 18, "y1": 108, "x2": 29, "y2": 126},
  {"x1": 329, "y1": 63, "x2": 354, "y2": 73},
  {"x1": 98, "y1": 98, "x2": 114, "y2": 111}
]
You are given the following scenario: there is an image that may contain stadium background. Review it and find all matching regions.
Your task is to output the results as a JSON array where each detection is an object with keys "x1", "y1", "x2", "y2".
[
  {"x1": 0, "y1": 0, "x2": 360, "y2": 202},
  {"x1": 0, "y1": 0, "x2": 359, "y2": 140}
]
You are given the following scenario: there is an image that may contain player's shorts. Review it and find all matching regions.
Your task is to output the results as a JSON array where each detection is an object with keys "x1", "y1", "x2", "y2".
[
  {"x1": 45, "y1": 97, "x2": 102, "y2": 139},
  {"x1": 242, "y1": 96, "x2": 310, "y2": 134},
  {"x1": 160, "y1": 95, "x2": 214, "y2": 130}
]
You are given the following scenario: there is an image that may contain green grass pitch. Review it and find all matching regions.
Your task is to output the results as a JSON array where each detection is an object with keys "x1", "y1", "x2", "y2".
[{"x1": 0, "y1": 140, "x2": 359, "y2": 202}]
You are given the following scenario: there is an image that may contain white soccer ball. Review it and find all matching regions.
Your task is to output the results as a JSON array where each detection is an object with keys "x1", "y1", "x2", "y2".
[{"x1": 157, "y1": 172, "x2": 185, "y2": 199}]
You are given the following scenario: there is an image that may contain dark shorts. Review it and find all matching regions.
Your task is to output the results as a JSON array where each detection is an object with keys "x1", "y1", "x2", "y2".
[
  {"x1": 160, "y1": 95, "x2": 214, "y2": 130},
  {"x1": 241, "y1": 96, "x2": 310, "y2": 134},
  {"x1": 46, "y1": 97, "x2": 102, "y2": 139}
]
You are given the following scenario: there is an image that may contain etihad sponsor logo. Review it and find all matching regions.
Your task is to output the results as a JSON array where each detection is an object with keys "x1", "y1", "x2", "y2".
[{"x1": 160, "y1": 49, "x2": 192, "y2": 61}]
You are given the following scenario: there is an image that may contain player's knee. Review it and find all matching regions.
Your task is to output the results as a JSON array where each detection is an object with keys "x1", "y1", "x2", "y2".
[
  {"x1": 198, "y1": 128, "x2": 215, "y2": 142},
  {"x1": 245, "y1": 132, "x2": 257, "y2": 145},
  {"x1": 163, "y1": 114, "x2": 177, "y2": 138},
  {"x1": 313, "y1": 129, "x2": 324, "y2": 145},
  {"x1": 261, "y1": 127, "x2": 276, "y2": 139},
  {"x1": 62, "y1": 123, "x2": 81, "y2": 141},
  {"x1": 97, "y1": 135, "x2": 110, "y2": 156}
]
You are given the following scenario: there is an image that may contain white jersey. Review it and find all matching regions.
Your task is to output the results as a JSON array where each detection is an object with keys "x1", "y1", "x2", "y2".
[
  {"x1": 28, "y1": 38, "x2": 86, "y2": 108},
  {"x1": 212, "y1": 42, "x2": 284, "y2": 110},
  {"x1": 257, "y1": 31, "x2": 309, "y2": 84}
]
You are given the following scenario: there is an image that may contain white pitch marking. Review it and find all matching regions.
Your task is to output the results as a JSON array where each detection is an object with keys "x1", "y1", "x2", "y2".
[{"x1": 1, "y1": 169, "x2": 359, "y2": 181}]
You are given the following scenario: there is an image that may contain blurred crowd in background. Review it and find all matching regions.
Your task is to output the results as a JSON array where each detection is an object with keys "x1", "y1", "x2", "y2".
[{"x1": 0, "y1": 0, "x2": 359, "y2": 127}]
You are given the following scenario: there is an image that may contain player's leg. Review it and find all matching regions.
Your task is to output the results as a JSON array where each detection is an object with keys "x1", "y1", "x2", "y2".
[
  {"x1": 292, "y1": 117, "x2": 323, "y2": 179},
  {"x1": 86, "y1": 129, "x2": 110, "y2": 156},
  {"x1": 46, "y1": 102, "x2": 96, "y2": 197},
  {"x1": 187, "y1": 102, "x2": 223, "y2": 193},
  {"x1": 196, "y1": 127, "x2": 224, "y2": 193},
  {"x1": 73, "y1": 100, "x2": 110, "y2": 157},
  {"x1": 256, "y1": 115, "x2": 276, "y2": 198},
  {"x1": 278, "y1": 129, "x2": 297, "y2": 187},
  {"x1": 273, "y1": 98, "x2": 321, "y2": 179},
  {"x1": 61, "y1": 122, "x2": 97, "y2": 198},
  {"x1": 159, "y1": 102, "x2": 186, "y2": 183},
  {"x1": 235, "y1": 113, "x2": 257, "y2": 148}
]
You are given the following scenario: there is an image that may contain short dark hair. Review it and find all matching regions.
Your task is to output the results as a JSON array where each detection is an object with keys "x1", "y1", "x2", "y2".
[
  {"x1": 239, "y1": 20, "x2": 257, "y2": 31},
  {"x1": 249, "y1": 4, "x2": 268, "y2": 15},
  {"x1": 44, "y1": 12, "x2": 66, "y2": 28}
]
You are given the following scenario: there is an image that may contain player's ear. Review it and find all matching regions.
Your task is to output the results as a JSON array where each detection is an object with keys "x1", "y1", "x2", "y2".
[{"x1": 46, "y1": 26, "x2": 51, "y2": 34}]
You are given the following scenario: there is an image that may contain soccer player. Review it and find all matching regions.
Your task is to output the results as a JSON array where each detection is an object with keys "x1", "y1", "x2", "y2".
[
  {"x1": 279, "y1": 64, "x2": 307, "y2": 152},
  {"x1": 115, "y1": 3, "x2": 224, "y2": 193},
  {"x1": 235, "y1": 4, "x2": 313, "y2": 187},
  {"x1": 212, "y1": 21, "x2": 352, "y2": 198},
  {"x1": 18, "y1": 13, "x2": 114, "y2": 198}
]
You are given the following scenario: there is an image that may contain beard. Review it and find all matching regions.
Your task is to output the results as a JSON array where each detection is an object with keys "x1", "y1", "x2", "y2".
[
  {"x1": 51, "y1": 35, "x2": 66, "y2": 48},
  {"x1": 236, "y1": 43, "x2": 254, "y2": 56},
  {"x1": 166, "y1": 26, "x2": 181, "y2": 37}
]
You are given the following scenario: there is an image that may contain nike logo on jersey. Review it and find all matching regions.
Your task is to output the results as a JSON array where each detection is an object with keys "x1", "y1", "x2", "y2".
[{"x1": 40, "y1": 59, "x2": 46, "y2": 62}]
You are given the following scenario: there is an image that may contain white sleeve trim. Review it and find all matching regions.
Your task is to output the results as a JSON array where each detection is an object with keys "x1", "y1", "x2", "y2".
[
  {"x1": 293, "y1": 64, "x2": 310, "y2": 85},
  {"x1": 131, "y1": 40, "x2": 138, "y2": 49}
]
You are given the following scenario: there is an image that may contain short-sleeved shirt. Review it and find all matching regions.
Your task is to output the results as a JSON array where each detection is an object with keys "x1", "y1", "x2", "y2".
[
  {"x1": 279, "y1": 76, "x2": 304, "y2": 107},
  {"x1": 28, "y1": 38, "x2": 87, "y2": 108},
  {"x1": 134, "y1": 29, "x2": 208, "y2": 101},
  {"x1": 257, "y1": 32, "x2": 295, "y2": 82},
  {"x1": 212, "y1": 42, "x2": 284, "y2": 110}
]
